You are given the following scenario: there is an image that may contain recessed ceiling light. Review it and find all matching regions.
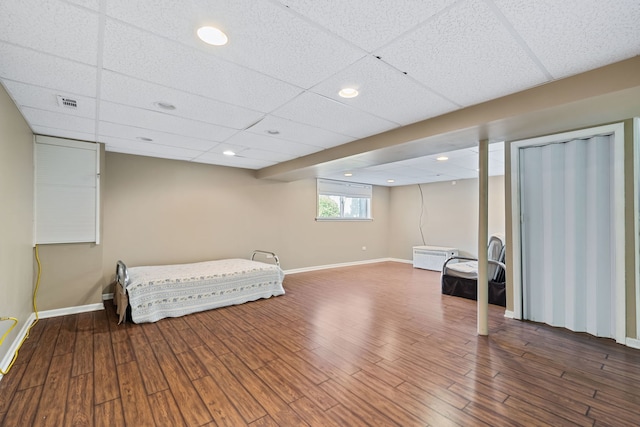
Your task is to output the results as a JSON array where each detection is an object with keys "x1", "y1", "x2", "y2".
[
  {"x1": 338, "y1": 88, "x2": 359, "y2": 98},
  {"x1": 387, "y1": 179, "x2": 395, "y2": 183},
  {"x1": 154, "y1": 101, "x2": 176, "y2": 110},
  {"x1": 344, "y1": 172, "x2": 353, "y2": 177},
  {"x1": 197, "y1": 26, "x2": 228, "y2": 46},
  {"x1": 266, "y1": 129, "x2": 280, "y2": 135},
  {"x1": 223, "y1": 150, "x2": 236, "y2": 156},
  {"x1": 436, "y1": 156, "x2": 449, "y2": 161},
  {"x1": 136, "y1": 136, "x2": 153, "y2": 142}
]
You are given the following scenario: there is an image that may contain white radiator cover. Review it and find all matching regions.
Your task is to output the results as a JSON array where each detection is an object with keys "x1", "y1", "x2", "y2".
[{"x1": 413, "y1": 246, "x2": 458, "y2": 272}]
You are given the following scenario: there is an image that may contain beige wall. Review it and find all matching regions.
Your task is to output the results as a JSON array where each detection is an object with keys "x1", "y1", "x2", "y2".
[
  {"x1": 100, "y1": 152, "x2": 391, "y2": 289},
  {"x1": 389, "y1": 176, "x2": 505, "y2": 260},
  {"x1": 0, "y1": 85, "x2": 34, "y2": 369}
]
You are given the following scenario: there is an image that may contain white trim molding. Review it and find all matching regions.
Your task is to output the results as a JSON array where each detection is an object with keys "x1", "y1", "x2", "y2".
[
  {"x1": 634, "y1": 117, "x2": 640, "y2": 340},
  {"x1": 37, "y1": 303, "x2": 104, "y2": 319},
  {"x1": 504, "y1": 310, "x2": 515, "y2": 319},
  {"x1": 285, "y1": 258, "x2": 404, "y2": 275},
  {"x1": 0, "y1": 313, "x2": 37, "y2": 382},
  {"x1": 626, "y1": 337, "x2": 640, "y2": 350},
  {"x1": 102, "y1": 293, "x2": 114, "y2": 301}
]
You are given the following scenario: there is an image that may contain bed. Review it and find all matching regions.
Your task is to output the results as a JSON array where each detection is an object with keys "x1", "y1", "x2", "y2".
[
  {"x1": 114, "y1": 250, "x2": 285, "y2": 324},
  {"x1": 440, "y1": 234, "x2": 506, "y2": 306}
]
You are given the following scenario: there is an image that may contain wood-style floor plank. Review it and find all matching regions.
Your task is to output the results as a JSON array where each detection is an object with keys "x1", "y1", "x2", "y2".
[
  {"x1": 192, "y1": 375, "x2": 247, "y2": 427},
  {"x1": 149, "y1": 339, "x2": 213, "y2": 426},
  {"x1": 53, "y1": 315, "x2": 78, "y2": 357},
  {"x1": 0, "y1": 363, "x2": 26, "y2": 413},
  {"x1": 94, "y1": 398, "x2": 124, "y2": 427},
  {"x1": 116, "y1": 361, "x2": 155, "y2": 427},
  {"x1": 33, "y1": 352, "x2": 73, "y2": 426},
  {"x1": 1, "y1": 385, "x2": 43, "y2": 426},
  {"x1": 18, "y1": 317, "x2": 62, "y2": 390},
  {"x1": 147, "y1": 389, "x2": 186, "y2": 427},
  {"x1": 64, "y1": 372, "x2": 93, "y2": 427},
  {"x1": 218, "y1": 352, "x2": 309, "y2": 426},
  {"x1": 125, "y1": 327, "x2": 167, "y2": 395},
  {"x1": 192, "y1": 345, "x2": 267, "y2": 424},
  {"x1": 92, "y1": 331, "x2": 119, "y2": 405},
  {"x1": 2, "y1": 262, "x2": 640, "y2": 426}
]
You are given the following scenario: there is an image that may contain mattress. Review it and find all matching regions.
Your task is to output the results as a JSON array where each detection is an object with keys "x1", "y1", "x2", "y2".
[
  {"x1": 443, "y1": 260, "x2": 479, "y2": 280},
  {"x1": 126, "y1": 258, "x2": 285, "y2": 323}
]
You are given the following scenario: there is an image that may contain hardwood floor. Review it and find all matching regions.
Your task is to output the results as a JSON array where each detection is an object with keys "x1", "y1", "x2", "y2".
[{"x1": 1, "y1": 261, "x2": 640, "y2": 426}]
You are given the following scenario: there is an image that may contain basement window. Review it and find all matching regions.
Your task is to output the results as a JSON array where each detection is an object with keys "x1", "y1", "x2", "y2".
[{"x1": 316, "y1": 179, "x2": 372, "y2": 221}]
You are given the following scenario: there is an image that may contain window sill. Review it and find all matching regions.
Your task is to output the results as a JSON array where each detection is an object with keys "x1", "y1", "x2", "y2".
[{"x1": 315, "y1": 217, "x2": 373, "y2": 222}]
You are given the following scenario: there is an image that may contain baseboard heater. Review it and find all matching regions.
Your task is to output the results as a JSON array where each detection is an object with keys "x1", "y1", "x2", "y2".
[{"x1": 413, "y1": 246, "x2": 458, "y2": 272}]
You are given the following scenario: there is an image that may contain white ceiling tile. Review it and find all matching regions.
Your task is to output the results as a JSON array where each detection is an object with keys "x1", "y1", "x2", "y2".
[
  {"x1": 102, "y1": 136, "x2": 202, "y2": 160},
  {"x1": 321, "y1": 170, "x2": 390, "y2": 186},
  {"x1": 101, "y1": 20, "x2": 303, "y2": 112},
  {"x1": 273, "y1": 92, "x2": 398, "y2": 138},
  {"x1": 0, "y1": 43, "x2": 96, "y2": 96},
  {"x1": 494, "y1": 0, "x2": 640, "y2": 78},
  {"x1": 224, "y1": 131, "x2": 325, "y2": 157},
  {"x1": 0, "y1": 0, "x2": 99, "y2": 65},
  {"x1": 424, "y1": 174, "x2": 465, "y2": 183},
  {"x1": 65, "y1": 0, "x2": 100, "y2": 11},
  {"x1": 193, "y1": 151, "x2": 275, "y2": 169},
  {"x1": 3, "y1": 81, "x2": 96, "y2": 118},
  {"x1": 100, "y1": 72, "x2": 263, "y2": 130},
  {"x1": 311, "y1": 55, "x2": 459, "y2": 125},
  {"x1": 376, "y1": 0, "x2": 549, "y2": 106},
  {"x1": 246, "y1": 115, "x2": 355, "y2": 149},
  {"x1": 447, "y1": 154, "x2": 480, "y2": 170},
  {"x1": 98, "y1": 122, "x2": 219, "y2": 152},
  {"x1": 21, "y1": 107, "x2": 95, "y2": 134},
  {"x1": 99, "y1": 101, "x2": 237, "y2": 142},
  {"x1": 106, "y1": 0, "x2": 365, "y2": 89},
  {"x1": 32, "y1": 126, "x2": 96, "y2": 143},
  {"x1": 107, "y1": 146, "x2": 196, "y2": 162},
  {"x1": 239, "y1": 148, "x2": 297, "y2": 163},
  {"x1": 279, "y1": 0, "x2": 457, "y2": 52},
  {"x1": 0, "y1": 1, "x2": 631, "y2": 185}
]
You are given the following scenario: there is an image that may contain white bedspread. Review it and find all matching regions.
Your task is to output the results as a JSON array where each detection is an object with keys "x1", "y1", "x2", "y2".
[
  {"x1": 126, "y1": 258, "x2": 285, "y2": 323},
  {"x1": 444, "y1": 261, "x2": 479, "y2": 280}
]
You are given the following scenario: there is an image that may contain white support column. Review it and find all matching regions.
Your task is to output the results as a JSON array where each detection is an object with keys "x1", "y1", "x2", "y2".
[{"x1": 478, "y1": 139, "x2": 489, "y2": 336}]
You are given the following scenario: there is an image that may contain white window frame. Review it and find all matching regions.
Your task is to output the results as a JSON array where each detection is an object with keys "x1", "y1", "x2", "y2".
[{"x1": 316, "y1": 179, "x2": 373, "y2": 221}]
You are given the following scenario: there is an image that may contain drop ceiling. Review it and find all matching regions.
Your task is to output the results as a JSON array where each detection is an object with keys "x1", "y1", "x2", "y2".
[{"x1": 0, "y1": 0, "x2": 639, "y2": 186}]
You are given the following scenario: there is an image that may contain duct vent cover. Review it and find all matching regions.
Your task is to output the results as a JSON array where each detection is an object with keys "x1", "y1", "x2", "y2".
[{"x1": 57, "y1": 95, "x2": 77, "y2": 109}]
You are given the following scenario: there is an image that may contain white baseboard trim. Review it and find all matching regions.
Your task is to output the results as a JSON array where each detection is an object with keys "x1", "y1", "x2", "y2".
[
  {"x1": 504, "y1": 310, "x2": 515, "y2": 319},
  {"x1": 0, "y1": 313, "x2": 36, "y2": 382},
  {"x1": 37, "y1": 302, "x2": 104, "y2": 319},
  {"x1": 285, "y1": 258, "x2": 403, "y2": 275},
  {"x1": 102, "y1": 293, "x2": 114, "y2": 301},
  {"x1": 388, "y1": 258, "x2": 413, "y2": 264},
  {"x1": 626, "y1": 337, "x2": 640, "y2": 349}
]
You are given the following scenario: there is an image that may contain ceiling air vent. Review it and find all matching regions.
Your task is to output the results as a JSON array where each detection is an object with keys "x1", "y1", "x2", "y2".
[{"x1": 57, "y1": 95, "x2": 78, "y2": 109}]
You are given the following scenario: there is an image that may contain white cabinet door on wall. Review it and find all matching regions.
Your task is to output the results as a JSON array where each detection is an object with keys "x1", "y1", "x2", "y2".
[{"x1": 34, "y1": 135, "x2": 100, "y2": 244}]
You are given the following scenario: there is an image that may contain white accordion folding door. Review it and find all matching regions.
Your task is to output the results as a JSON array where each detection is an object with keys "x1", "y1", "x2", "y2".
[{"x1": 519, "y1": 134, "x2": 616, "y2": 338}]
